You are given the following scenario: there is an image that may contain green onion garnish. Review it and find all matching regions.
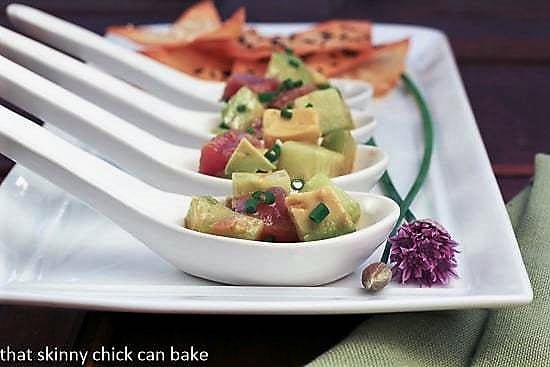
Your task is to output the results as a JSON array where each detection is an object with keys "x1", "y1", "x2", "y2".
[
  {"x1": 292, "y1": 80, "x2": 303, "y2": 88},
  {"x1": 263, "y1": 191, "x2": 275, "y2": 205},
  {"x1": 281, "y1": 78, "x2": 295, "y2": 91},
  {"x1": 305, "y1": 102, "x2": 313, "y2": 108},
  {"x1": 246, "y1": 127, "x2": 255, "y2": 134},
  {"x1": 318, "y1": 83, "x2": 331, "y2": 90},
  {"x1": 280, "y1": 108, "x2": 293, "y2": 119},
  {"x1": 218, "y1": 121, "x2": 229, "y2": 129},
  {"x1": 309, "y1": 203, "x2": 330, "y2": 223},
  {"x1": 245, "y1": 197, "x2": 259, "y2": 213},
  {"x1": 251, "y1": 191, "x2": 263, "y2": 200},
  {"x1": 236, "y1": 104, "x2": 248, "y2": 113},
  {"x1": 264, "y1": 144, "x2": 281, "y2": 162},
  {"x1": 258, "y1": 92, "x2": 277, "y2": 103},
  {"x1": 251, "y1": 190, "x2": 275, "y2": 205},
  {"x1": 373, "y1": 74, "x2": 434, "y2": 264},
  {"x1": 290, "y1": 178, "x2": 304, "y2": 191},
  {"x1": 284, "y1": 48, "x2": 294, "y2": 55},
  {"x1": 288, "y1": 58, "x2": 300, "y2": 68}
]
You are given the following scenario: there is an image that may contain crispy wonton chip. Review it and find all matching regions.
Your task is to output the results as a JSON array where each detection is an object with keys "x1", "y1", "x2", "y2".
[
  {"x1": 303, "y1": 48, "x2": 374, "y2": 77},
  {"x1": 142, "y1": 45, "x2": 232, "y2": 81},
  {"x1": 280, "y1": 20, "x2": 372, "y2": 56},
  {"x1": 193, "y1": 7, "x2": 245, "y2": 43},
  {"x1": 231, "y1": 58, "x2": 268, "y2": 77},
  {"x1": 139, "y1": 7, "x2": 246, "y2": 81},
  {"x1": 338, "y1": 39, "x2": 410, "y2": 97},
  {"x1": 107, "y1": 0, "x2": 221, "y2": 46},
  {"x1": 222, "y1": 28, "x2": 274, "y2": 60}
]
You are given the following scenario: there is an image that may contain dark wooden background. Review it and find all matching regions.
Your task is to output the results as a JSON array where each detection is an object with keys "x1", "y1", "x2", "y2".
[{"x1": 0, "y1": 1, "x2": 547, "y2": 366}]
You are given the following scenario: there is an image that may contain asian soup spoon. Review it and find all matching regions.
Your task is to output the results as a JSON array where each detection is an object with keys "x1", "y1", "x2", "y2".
[{"x1": 0, "y1": 105, "x2": 399, "y2": 286}]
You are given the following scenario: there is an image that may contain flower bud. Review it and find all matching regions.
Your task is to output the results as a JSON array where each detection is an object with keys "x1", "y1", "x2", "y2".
[{"x1": 361, "y1": 262, "x2": 392, "y2": 292}]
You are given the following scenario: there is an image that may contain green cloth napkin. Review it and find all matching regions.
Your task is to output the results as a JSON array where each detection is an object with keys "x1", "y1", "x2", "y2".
[{"x1": 308, "y1": 154, "x2": 550, "y2": 367}]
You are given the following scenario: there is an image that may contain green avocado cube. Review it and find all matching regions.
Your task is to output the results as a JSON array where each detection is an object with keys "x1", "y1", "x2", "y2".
[
  {"x1": 266, "y1": 52, "x2": 314, "y2": 85},
  {"x1": 295, "y1": 88, "x2": 354, "y2": 134},
  {"x1": 221, "y1": 86, "x2": 264, "y2": 130},
  {"x1": 232, "y1": 170, "x2": 291, "y2": 196},
  {"x1": 225, "y1": 138, "x2": 276, "y2": 177},
  {"x1": 285, "y1": 186, "x2": 356, "y2": 241},
  {"x1": 277, "y1": 141, "x2": 345, "y2": 180},
  {"x1": 321, "y1": 128, "x2": 357, "y2": 174},
  {"x1": 184, "y1": 196, "x2": 263, "y2": 240},
  {"x1": 304, "y1": 173, "x2": 361, "y2": 225}
]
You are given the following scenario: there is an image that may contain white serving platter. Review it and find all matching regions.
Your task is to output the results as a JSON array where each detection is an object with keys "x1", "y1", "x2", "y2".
[{"x1": 0, "y1": 23, "x2": 532, "y2": 314}]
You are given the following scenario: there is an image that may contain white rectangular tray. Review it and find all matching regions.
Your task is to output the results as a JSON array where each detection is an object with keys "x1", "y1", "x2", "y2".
[{"x1": 0, "y1": 23, "x2": 532, "y2": 314}]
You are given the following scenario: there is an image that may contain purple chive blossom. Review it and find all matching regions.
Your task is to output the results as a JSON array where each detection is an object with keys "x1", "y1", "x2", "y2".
[{"x1": 389, "y1": 219, "x2": 458, "y2": 287}]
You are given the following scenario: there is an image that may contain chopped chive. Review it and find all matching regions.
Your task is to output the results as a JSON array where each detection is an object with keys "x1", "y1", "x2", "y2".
[
  {"x1": 305, "y1": 102, "x2": 313, "y2": 108},
  {"x1": 251, "y1": 191, "x2": 263, "y2": 200},
  {"x1": 292, "y1": 80, "x2": 303, "y2": 88},
  {"x1": 318, "y1": 83, "x2": 331, "y2": 90},
  {"x1": 291, "y1": 178, "x2": 304, "y2": 191},
  {"x1": 288, "y1": 58, "x2": 300, "y2": 68},
  {"x1": 258, "y1": 91, "x2": 277, "y2": 103},
  {"x1": 263, "y1": 191, "x2": 275, "y2": 204},
  {"x1": 309, "y1": 203, "x2": 330, "y2": 223},
  {"x1": 246, "y1": 127, "x2": 255, "y2": 134},
  {"x1": 251, "y1": 190, "x2": 275, "y2": 204},
  {"x1": 280, "y1": 108, "x2": 293, "y2": 119},
  {"x1": 218, "y1": 121, "x2": 229, "y2": 129},
  {"x1": 281, "y1": 78, "x2": 295, "y2": 91},
  {"x1": 245, "y1": 197, "x2": 259, "y2": 213},
  {"x1": 264, "y1": 144, "x2": 281, "y2": 162},
  {"x1": 236, "y1": 104, "x2": 248, "y2": 113},
  {"x1": 284, "y1": 47, "x2": 294, "y2": 55},
  {"x1": 285, "y1": 102, "x2": 294, "y2": 109}
]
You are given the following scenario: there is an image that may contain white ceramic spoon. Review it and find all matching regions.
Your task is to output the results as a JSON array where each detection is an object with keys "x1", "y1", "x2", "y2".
[
  {"x1": 7, "y1": 4, "x2": 375, "y2": 114},
  {"x1": 0, "y1": 105, "x2": 399, "y2": 286},
  {"x1": 0, "y1": 24, "x2": 377, "y2": 147},
  {"x1": 0, "y1": 55, "x2": 387, "y2": 195}
]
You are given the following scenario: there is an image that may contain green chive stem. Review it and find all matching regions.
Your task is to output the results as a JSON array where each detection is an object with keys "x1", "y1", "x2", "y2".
[
  {"x1": 378, "y1": 74, "x2": 434, "y2": 264},
  {"x1": 367, "y1": 138, "x2": 415, "y2": 222},
  {"x1": 309, "y1": 203, "x2": 330, "y2": 223}
]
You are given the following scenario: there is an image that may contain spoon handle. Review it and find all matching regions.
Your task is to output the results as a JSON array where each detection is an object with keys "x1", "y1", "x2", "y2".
[
  {"x1": 0, "y1": 105, "x2": 160, "y2": 219},
  {"x1": 7, "y1": 4, "x2": 220, "y2": 111},
  {"x1": 0, "y1": 26, "x2": 212, "y2": 148},
  {"x1": 0, "y1": 54, "x2": 205, "y2": 193}
]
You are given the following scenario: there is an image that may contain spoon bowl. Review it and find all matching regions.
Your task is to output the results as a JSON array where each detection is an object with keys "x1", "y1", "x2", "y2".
[{"x1": 0, "y1": 106, "x2": 399, "y2": 285}]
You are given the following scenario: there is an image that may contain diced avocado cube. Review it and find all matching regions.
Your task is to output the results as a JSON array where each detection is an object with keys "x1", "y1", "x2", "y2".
[
  {"x1": 225, "y1": 138, "x2": 276, "y2": 177},
  {"x1": 263, "y1": 108, "x2": 321, "y2": 148},
  {"x1": 184, "y1": 196, "x2": 263, "y2": 240},
  {"x1": 309, "y1": 66, "x2": 329, "y2": 86},
  {"x1": 277, "y1": 141, "x2": 345, "y2": 180},
  {"x1": 232, "y1": 170, "x2": 291, "y2": 196},
  {"x1": 266, "y1": 52, "x2": 314, "y2": 85},
  {"x1": 285, "y1": 186, "x2": 356, "y2": 241},
  {"x1": 321, "y1": 129, "x2": 357, "y2": 174},
  {"x1": 209, "y1": 216, "x2": 264, "y2": 241},
  {"x1": 304, "y1": 173, "x2": 361, "y2": 224},
  {"x1": 294, "y1": 89, "x2": 354, "y2": 134},
  {"x1": 221, "y1": 86, "x2": 264, "y2": 130}
]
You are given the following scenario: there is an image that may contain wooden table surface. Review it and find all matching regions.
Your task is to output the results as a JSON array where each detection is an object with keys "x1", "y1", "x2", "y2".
[{"x1": 0, "y1": 1, "x2": 547, "y2": 366}]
